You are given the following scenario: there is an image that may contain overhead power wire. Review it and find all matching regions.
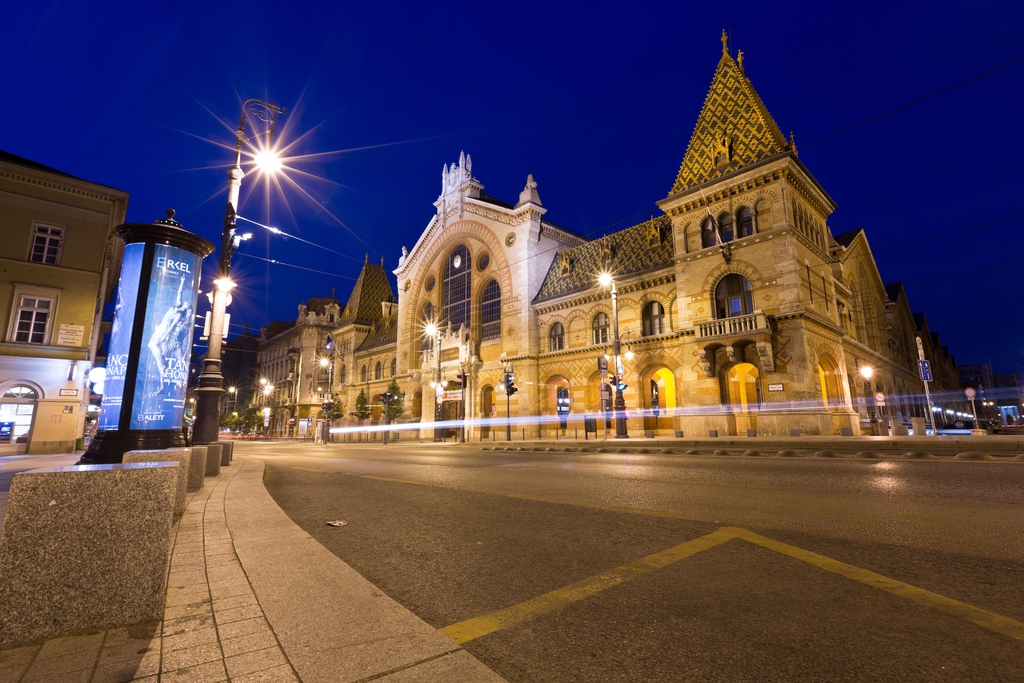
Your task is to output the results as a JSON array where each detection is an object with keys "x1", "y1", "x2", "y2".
[
  {"x1": 803, "y1": 54, "x2": 1024, "y2": 150},
  {"x1": 236, "y1": 215, "x2": 363, "y2": 263},
  {"x1": 235, "y1": 251, "x2": 356, "y2": 280}
]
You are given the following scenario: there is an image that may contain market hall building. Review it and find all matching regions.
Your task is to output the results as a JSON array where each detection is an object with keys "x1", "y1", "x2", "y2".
[{"x1": 264, "y1": 33, "x2": 962, "y2": 439}]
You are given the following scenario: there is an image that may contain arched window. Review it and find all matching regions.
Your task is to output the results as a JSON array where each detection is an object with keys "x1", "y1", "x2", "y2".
[
  {"x1": 3, "y1": 385, "x2": 38, "y2": 399},
  {"x1": 592, "y1": 313, "x2": 609, "y2": 344},
  {"x1": 442, "y1": 245, "x2": 472, "y2": 331},
  {"x1": 340, "y1": 365, "x2": 347, "y2": 385},
  {"x1": 719, "y1": 213, "x2": 734, "y2": 243},
  {"x1": 390, "y1": 358, "x2": 397, "y2": 377},
  {"x1": 375, "y1": 362, "x2": 382, "y2": 380},
  {"x1": 550, "y1": 322, "x2": 565, "y2": 351},
  {"x1": 480, "y1": 279, "x2": 501, "y2": 341},
  {"x1": 361, "y1": 365, "x2": 367, "y2": 382},
  {"x1": 715, "y1": 274, "x2": 753, "y2": 319},
  {"x1": 701, "y1": 218, "x2": 716, "y2": 248},
  {"x1": 420, "y1": 302, "x2": 435, "y2": 351},
  {"x1": 642, "y1": 302, "x2": 665, "y2": 336},
  {"x1": 738, "y1": 207, "x2": 754, "y2": 238}
]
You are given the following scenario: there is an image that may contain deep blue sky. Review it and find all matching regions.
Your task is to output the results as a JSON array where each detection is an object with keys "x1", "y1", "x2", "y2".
[{"x1": 5, "y1": 1, "x2": 1023, "y2": 371}]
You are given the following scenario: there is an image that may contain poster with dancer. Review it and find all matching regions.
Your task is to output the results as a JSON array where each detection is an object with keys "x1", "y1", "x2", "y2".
[
  {"x1": 130, "y1": 244, "x2": 201, "y2": 430},
  {"x1": 97, "y1": 243, "x2": 144, "y2": 430}
]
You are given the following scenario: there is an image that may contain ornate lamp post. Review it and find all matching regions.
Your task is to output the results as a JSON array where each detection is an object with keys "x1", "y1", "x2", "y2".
[
  {"x1": 425, "y1": 323, "x2": 443, "y2": 441},
  {"x1": 192, "y1": 99, "x2": 286, "y2": 445},
  {"x1": 599, "y1": 272, "x2": 628, "y2": 438}
]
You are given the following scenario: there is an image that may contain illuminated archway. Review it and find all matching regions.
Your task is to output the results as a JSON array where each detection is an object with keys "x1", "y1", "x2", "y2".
[
  {"x1": 641, "y1": 366, "x2": 677, "y2": 431},
  {"x1": 725, "y1": 362, "x2": 760, "y2": 412},
  {"x1": 817, "y1": 356, "x2": 841, "y2": 408}
]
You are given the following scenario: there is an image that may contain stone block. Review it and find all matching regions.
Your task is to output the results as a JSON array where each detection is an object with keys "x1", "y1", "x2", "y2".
[
  {"x1": 673, "y1": 430, "x2": 684, "y2": 438},
  {"x1": 220, "y1": 442, "x2": 232, "y2": 466},
  {"x1": 911, "y1": 417, "x2": 927, "y2": 436},
  {"x1": 644, "y1": 430, "x2": 655, "y2": 438},
  {"x1": 204, "y1": 443, "x2": 223, "y2": 477},
  {"x1": 0, "y1": 462, "x2": 177, "y2": 645},
  {"x1": 789, "y1": 429, "x2": 801, "y2": 437},
  {"x1": 221, "y1": 440, "x2": 234, "y2": 463},
  {"x1": 746, "y1": 429, "x2": 757, "y2": 437},
  {"x1": 187, "y1": 446, "x2": 208, "y2": 491},
  {"x1": 708, "y1": 429, "x2": 718, "y2": 437},
  {"x1": 123, "y1": 448, "x2": 191, "y2": 515},
  {"x1": 893, "y1": 423, "x2": 909, "y2": 436}
]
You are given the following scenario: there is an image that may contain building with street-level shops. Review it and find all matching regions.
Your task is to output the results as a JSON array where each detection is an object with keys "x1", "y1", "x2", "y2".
[
  {"x1": 293, "y1": 33, "x2": 966, "y2": 439},
  {"x1": 0, "y1": 151, "x2": 128, "y2": 453}
]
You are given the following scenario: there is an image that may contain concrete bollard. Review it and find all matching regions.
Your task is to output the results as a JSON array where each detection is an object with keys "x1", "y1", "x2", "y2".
[
  {"x1": 187, "y1": 446, "x2": 208, "y2": 491},
  {"x1": 204, "y1": 443, "x2": 223, "y2": 477},
  {"x1": 911, "y1": 417, "x2": 927, "y2": 436},
  {"x1": 219, "y1": 441, "x2": 232, "y2": 466},
  {"x1": 0, "y1": 462, "x2": 177, "y2": 645},
  {"x1": 220, "y1": 440, "x2": 234, "y2": 464},
  {"x1": 123, "y1": 448, "x2": 191, "y2": 515}
]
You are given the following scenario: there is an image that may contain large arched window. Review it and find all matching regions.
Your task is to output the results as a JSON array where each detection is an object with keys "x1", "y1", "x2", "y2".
[
  {"x1": 701, "y1": 218, "x2": 717, "y2": 248},
  {"x1": 442, "y1": 245, "x2": 472, "y2": 331},
  {"x1": 375, "y1": 362, "x2": 382, "y2": 380},
  {"x1": 715, "y1": 274, "x2": 753, "y2": 319},
  {"x1": 738, "y1": 208, "x2": 754, "y2": 238},
  {"x1": 390, "y1": 358, "x2": 397, "y2": 377},
  {"x1": 361, "y1": 364, "x2": 368, "y2": 382},
  {"x1": 719, "y1": 213, "x2": 734, "y2": 243},
  {"x1": 340, "y1": 365, "x2": 347, "y2": 385},
  {"x1": 550, "y1": 322, "x2": 565, "y2": 351},
  {"x1": 642, "y1": 302, "x2": 665, "y2": 336},
  {"x1": 592, "y1": 313, "x2": 609, "y2": 344},
  {"x1": 480, "y1": 279, "x2": 501, "y2": 341}
]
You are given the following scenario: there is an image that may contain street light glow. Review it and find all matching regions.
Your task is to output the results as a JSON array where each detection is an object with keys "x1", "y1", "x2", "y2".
[
  {"x1": 860, "y1": 366, "x2": 874, "y2": 380},
  {"x1": 598, "y1": 272, "x2": 613, "y2": 288},
  {"x1": 319, "y1": 357, "x2": 330, "y2": 367},
  {"x1": 214, "y1": 277, "x2": 236, "y2": 292},
  {"x1": 425, "y1": 322, "x2": 438, "y2": 337},
  {"x1": 254, "y1": 149, "x2": 283, "y2": 173}
]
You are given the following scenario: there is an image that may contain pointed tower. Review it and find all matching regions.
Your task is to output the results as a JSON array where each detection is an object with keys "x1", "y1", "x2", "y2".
[{"x1": 668, "y1": 30, "x2": 790, "y2": 195}]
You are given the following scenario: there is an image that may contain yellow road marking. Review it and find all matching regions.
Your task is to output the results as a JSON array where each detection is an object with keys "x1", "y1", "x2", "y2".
[
  {"x1": 439, "y1": 528, "x2": 737, "y2": 644},
  {"x1": 724, "y1": 527, "x2": 1024, "y2": 642},
  {"x1": 610, "y1": 476, "x2": 777, "y2": 491}
]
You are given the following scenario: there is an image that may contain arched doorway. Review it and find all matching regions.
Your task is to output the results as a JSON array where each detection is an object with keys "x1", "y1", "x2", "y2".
[
  {"x1": 547, "y1": 377, "x2": 570, "y2": 436},
  {"x1": 0, "y1": 384, "x2": 38, "y2": 447},
  {"x1": 817, "y1": 357, "x2": 841, "y2": 408},
  {"x1": 480, "y1": 385, "x2": 494, "y2": 437},
  {"x1": 642, "y1": 367, "x2": 677, "y2": 432},
  {"x1": 724, "y1": 362, "x2": 760, "y2": 432}
]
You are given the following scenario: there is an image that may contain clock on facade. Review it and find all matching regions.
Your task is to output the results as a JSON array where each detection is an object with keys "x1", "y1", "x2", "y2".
[{"x1": 505, "y1": 232, "x2": 516, "y2": 247}]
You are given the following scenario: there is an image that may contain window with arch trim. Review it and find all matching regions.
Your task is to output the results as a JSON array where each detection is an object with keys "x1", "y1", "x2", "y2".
[
  {"x1": 390, "y1": 357, "x2": 397, "y2": 377},
  {"x1": 375, "y1": 362, "x2": 382, "y2": 380},
  {"x1": 549, "y1": 322, "x2": 565, "y2": 351},
  {"x1": 642, "y1": 302, "x2": 665, "y2": 336},
  {"x1": 715, "y1": 274, "x2": 753, "y2": 319},
  {"x1": 340, "y1": 365, "x2": 347, "y2": 385},
  {"x1": 738, "y1": 207, "x2": 754, "y2": 238},
  {"x1": 361, "y1": 365, "x2": 367, "y2": 382},
  {"x1": 719, "y1": 213, "x2": 734, "y2": 243},
  {"x1": 480, "y1": 279, "x2": 501, "y2": 341},
  {"x1": 701, "y1": 218, "x2": 717, "y2": 248},
  {"x1": 592, "y1": 313, "x2": 609, "y2": 344}
]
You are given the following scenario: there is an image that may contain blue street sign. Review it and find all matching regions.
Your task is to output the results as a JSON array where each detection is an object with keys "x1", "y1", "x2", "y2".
[{"x1": 918, "y1": 360, "x2": 932, "y2": 382}]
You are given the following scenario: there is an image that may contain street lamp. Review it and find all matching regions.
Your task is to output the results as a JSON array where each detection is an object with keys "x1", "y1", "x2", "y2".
[
  {"x1": 425, "y1": 322, "x2": 443, "y2": 441},
  {"x1": 192, "y1": 99, "x2": 286, "y2": 446},
  {"x1": 598, "y1": 272, "x2": 628, "y2": 438}
]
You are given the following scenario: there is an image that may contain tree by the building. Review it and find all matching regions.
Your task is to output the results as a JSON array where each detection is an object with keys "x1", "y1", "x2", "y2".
[
  {"x1": 384, "y1": 378, "x2": 405, "y2": 423},
  {"x1": 350, "y1": 389, "x2": 370, "y2": 421}
]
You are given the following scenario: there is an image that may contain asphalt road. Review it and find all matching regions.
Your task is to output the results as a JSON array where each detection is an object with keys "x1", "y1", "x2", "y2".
[{"x1": 248, "y1": 442, "x2": 1024, "y2": 683}]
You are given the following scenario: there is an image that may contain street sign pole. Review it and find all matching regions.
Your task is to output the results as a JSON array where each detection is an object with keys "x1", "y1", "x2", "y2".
[
  {"x1": 964, "y1": 387, "x2": 979, "y2": 428},
  {"x1": 915, "y1": 336, "x2": 935, "y2": 433}
]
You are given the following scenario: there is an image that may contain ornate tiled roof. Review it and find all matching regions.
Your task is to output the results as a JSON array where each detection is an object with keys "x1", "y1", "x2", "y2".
[
  {"x1": 669, "y1": 32, "x2": 789, "y2": 196},
  {"x1": 355, "y1": 317, "x2": 398, "y2": 352},
  {"x1": 533, "y1": 215, "x2": 674, "y2": 303},
  {"x1": 339, "y1": 259, "x2": 395, "y2": 327}
]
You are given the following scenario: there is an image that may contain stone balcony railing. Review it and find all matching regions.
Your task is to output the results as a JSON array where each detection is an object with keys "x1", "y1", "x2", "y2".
[{"x1": 695, "y1": 311, "x2": 769, "y2": 340}]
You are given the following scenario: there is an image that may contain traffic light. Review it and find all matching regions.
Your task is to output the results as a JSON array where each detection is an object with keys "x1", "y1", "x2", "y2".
[
  {"x1": 504, "y1": 372, "x2": 518, "y2": 396},
  {"x1": 616, "y1": 375, "x2": 627, "y2": 392}
]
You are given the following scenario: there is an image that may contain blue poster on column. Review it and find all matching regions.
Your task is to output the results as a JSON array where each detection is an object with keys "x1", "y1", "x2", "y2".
[
  {"x1": 97, "y1": 243, "x2": 144, "y2": 430},
  {"x1": 130, "y1": 245, "x2": 201, "y2": 430}
]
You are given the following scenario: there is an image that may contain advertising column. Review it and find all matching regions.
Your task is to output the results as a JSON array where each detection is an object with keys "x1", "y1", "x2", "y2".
[{"x1": 81, "y1": 211, "x2": 214, "y2": 464}]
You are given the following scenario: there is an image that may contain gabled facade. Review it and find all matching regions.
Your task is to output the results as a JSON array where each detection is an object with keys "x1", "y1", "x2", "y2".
[
  {"x1": 0, "y1": 151, "x2": 128, "y2": 453},
  {"x1": 293, "y1": 33, "x2": 964, "y2": 438}
]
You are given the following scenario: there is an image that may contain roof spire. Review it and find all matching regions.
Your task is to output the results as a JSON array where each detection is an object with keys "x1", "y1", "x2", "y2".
[
  {"x1": 380, "y1": 256, "x2": 384, "y2": 267},
  {"x1": 789, "y1": 131, "x2": 798, "y2": 156},
  {"x1": 721, "y1": 29, "x2": 729, "y2": 57},
  {"x1": 364, "y1": 252, "x2": 369, "y2": 264},
  {"x1": 737, "y1": 50, "x2": 744, "y2": 72}
]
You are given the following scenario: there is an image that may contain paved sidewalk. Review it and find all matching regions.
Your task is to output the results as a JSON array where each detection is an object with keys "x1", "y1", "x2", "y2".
[{"x1": 0, "y1": 455, "x2": 505, "y2": 683}]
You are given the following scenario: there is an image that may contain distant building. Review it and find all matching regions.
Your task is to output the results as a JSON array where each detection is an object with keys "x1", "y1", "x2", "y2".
[
  {"x1": 0, "y1": 151, "x2": 128, "y2": 453},
  {"x1": 219, "y1": 331, "x2": 258, "y2": 419},
  {"x1": 992, "y1": 372, "x2": 1023, "y2": 425}
]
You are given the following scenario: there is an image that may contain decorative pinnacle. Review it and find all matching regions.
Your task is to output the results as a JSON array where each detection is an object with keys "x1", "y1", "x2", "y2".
[
  {"x1": 789, "y1": 132, "x2": 798, "y2": 156},
  {"x1": 721, "y1": 29, "x2": 728, "y2": 56},
  {"x1": 737, "y1": 50, "x2": 744, "y2": 71}
]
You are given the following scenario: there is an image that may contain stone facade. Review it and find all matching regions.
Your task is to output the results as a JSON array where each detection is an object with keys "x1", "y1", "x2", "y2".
[{"x1": 280, "y1": 33, "x2": 965, "y2": 439}]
